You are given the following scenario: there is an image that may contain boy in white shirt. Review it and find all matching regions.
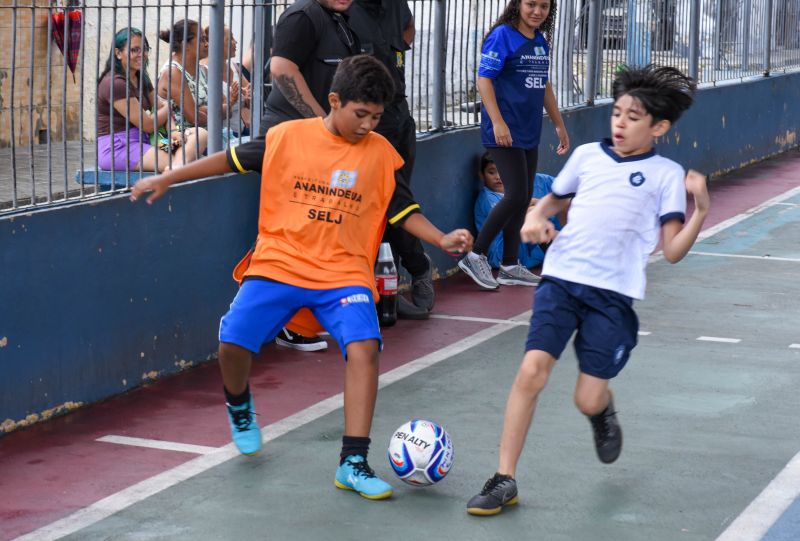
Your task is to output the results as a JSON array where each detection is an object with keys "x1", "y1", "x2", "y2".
[{"x1": 467, "y1": 65, "x2": 711, "y2": 516}]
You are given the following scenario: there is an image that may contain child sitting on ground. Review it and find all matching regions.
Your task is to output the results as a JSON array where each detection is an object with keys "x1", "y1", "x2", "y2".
[{"x1": 474, "y1": 151, "x2": 564, "y2": 275}]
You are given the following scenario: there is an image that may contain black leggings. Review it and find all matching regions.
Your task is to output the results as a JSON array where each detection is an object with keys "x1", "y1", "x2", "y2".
[{"x1": 474, "y1": 146, "x2": 539, "y2": 266}]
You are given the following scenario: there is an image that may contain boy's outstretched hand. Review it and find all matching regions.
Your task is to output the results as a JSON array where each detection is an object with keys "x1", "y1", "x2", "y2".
[
  {"x1": 439, "y1": 229, "x2": 473, "y2": 256},
  {"x1": 521, "y1": 215, "x2": 557, "y2": 245},
  {"x1": 685, "y1": 169, "x2": 710, "y2": 214},
  {"x1": 130, "y1": 175, "x2": 171, "y2": 205}
]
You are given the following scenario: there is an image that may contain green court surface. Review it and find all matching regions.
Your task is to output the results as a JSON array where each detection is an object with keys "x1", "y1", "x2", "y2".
[{"x1": 60, "y1": 196, "x2": 800, "y2": 541}]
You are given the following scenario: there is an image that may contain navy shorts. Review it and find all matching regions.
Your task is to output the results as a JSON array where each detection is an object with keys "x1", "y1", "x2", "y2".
[
  {"x1": 219, "y1": 279, "x2": 381, "y2": 358},
  {"x1": 525, "y1": 277, "x2": 639, "y2": 379}
]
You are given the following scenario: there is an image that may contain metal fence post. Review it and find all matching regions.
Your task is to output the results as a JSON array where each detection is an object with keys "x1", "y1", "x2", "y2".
[
  {"x1": 713, "y1": 0, "x2": 722, "y2": 71},
  {"x1": 763, "y1": 0, "x2": 773, "y2": 75},
  {"x1": 251, "y1": 3, "x2": 268, "y2": 138},
  {"x1": 742, "y1": 0, "x2": 752, "y2": 71},
  {"x1": 585, "y1": 0, "x2": 601, "y2": 105},
  {"x1": 206, "y1": 1, "x2": 225, "y2": 153},
  {"x1": 688, "y1": 0, "x2": 700, "y2": 80},
  {"x1": 557, "y1": 0, "x2": 576, "y2": 105},
  {"x1": 432, "y1": 0, "x2": 446, "y2": 131}
]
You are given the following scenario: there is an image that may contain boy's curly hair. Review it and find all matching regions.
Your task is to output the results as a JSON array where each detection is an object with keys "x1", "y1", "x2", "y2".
[
  {"x1": 331, "y1": 55, "x2": 395, "y2": 107},
  {"x1": 612, "y1": 65, "x2": 697, "y2": 124}
]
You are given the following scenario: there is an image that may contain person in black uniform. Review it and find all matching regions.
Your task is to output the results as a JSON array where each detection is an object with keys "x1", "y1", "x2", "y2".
[
  {"x1": 257, "y1": 0, "x2": 362, "y2": 350},
  {"x1": 348, "y1": 0, "x2": 434, "y2": 319},
  {"x1": 262, "y1": 0, "x2": 360, "y2": 134}
]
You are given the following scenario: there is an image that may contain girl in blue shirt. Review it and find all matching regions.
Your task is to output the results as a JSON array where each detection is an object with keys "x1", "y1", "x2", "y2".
[{"x1": 459, "y1": 0, "x2": 569, "y2": 290}]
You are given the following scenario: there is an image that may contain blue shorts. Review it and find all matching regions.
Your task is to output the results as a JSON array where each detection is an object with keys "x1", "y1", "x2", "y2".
[
  {"x1": 219, "y1": 279, "x2": 381, "y2": 358},
  {"x1": 525, "y1": 277, "x2": 639, "y2": 379}
]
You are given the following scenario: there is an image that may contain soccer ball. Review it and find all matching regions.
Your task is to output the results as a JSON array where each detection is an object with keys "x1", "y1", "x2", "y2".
[{"x1": 387, "y1": 419, "x2": 454, "y2": 486}]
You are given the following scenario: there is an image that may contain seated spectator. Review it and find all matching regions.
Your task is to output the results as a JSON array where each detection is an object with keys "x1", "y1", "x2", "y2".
[
  {"x1": 199, "y1": 25, "x2": 251, "y2": 144},
  {"x1": 474, "y1": 151, "x2": 564, "y2": 270},
  {"x1": 96, "y1": 28, "x2": 206, "y2": 172},
  {"x1": 157, "y1": 19, "x2": 209, "y2": 130}
]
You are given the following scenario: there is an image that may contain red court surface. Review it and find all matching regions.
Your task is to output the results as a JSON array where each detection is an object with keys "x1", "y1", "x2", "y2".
[{"x1": 1, "y1": 148, "x2": 799, "y2": 541}]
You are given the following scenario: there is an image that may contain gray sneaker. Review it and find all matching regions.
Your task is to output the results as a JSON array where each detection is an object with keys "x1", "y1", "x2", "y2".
[
  {"x1": 458, "y1": 253, "x2": 499, "y2": 290},
  {"x1": 411, "y1": 254, "x2": 435, "y2": 311},
  {"x1": 497, "y1": 264, "x2": 541, "y2": 286},
  {"x1": 466, "y1": 473, "x2": 519, "y2": 516}
]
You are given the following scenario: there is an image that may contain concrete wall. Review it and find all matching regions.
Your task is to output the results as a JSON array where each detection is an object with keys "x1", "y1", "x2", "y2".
[{"x1": 2, "y1": 71, "x2": 799, "y2": 434}]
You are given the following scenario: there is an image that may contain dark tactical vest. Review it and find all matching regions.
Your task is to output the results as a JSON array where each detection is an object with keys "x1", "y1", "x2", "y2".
[
  {"x1": 348, "y1": 0, "x2": 409, "y2": 103},
  {"x1": 262, "y1": 0, "x2": 360, "y2": 131}
]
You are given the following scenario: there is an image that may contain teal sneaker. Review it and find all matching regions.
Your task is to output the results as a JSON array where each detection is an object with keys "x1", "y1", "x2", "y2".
[
  {"x1": 334, "y1": 455, "x2": 393, "y2": 500},
  {"x1": 226, "y1": 399, "x2": 262, "y2": 456}
]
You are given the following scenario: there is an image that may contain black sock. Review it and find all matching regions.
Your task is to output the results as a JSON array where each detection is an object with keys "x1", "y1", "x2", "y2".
[
  {"x1": 224, "y1": 384, "x2": 250, "y2": 406},
  {"x1": 340, "y1": 435, "x2": 371, "y2": 464}
]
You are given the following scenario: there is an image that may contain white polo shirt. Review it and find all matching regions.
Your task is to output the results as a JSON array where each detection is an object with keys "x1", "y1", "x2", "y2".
[{"x1": 543, "y1": 140, "x2": 687, "y2": 300}]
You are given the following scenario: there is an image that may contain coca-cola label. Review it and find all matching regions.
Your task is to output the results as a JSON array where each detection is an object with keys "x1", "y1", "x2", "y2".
[{"x1": 376, "y1": 276, "x2": 398, "y2": 295}]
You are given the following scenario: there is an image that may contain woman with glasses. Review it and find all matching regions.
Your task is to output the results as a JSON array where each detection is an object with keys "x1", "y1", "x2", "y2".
[{"x1": 96, "y1": 28, "x2": 205, "y2": 172}]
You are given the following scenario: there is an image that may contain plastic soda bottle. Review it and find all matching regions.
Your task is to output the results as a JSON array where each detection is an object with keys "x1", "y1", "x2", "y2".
[{"x1": 375, "y1": 242, "x2": 398, "y2": 327}]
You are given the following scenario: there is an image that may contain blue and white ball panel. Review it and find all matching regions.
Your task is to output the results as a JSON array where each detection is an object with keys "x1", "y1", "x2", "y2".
[{"x1": 387, "y1": 419, "x2": 454, "y2": 486}]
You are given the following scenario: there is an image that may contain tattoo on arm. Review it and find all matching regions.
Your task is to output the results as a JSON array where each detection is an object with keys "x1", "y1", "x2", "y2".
[{"x1": 274, "y1": 74, "x2": 315, "y2": 117}]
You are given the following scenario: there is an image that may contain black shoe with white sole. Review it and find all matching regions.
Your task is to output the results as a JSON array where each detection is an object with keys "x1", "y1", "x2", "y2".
[{"x1": 274, "y1": 327, "x2": 328, "y2": 352}]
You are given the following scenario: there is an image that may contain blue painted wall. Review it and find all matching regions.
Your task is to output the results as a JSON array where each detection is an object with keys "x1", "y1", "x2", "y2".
[
  {"x1": 2, "y1": 72, "x2": 798, "y2": 431},
  {"x1": 1, "y1": 175, "x2": 260, "y2": 430}
]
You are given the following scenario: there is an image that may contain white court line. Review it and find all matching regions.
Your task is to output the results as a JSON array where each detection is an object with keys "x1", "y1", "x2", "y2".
[
  {"x1": 689, "y1": 251, "x2": 800, "y2": 263},
  {"x1": 648, "y1": 185, "x2": 800, "y2": 264},
  {"x1": 790, "y1": 344, "x2": 800, "y2": 349},
  {"x1": 13, "y1": 312, "x2": 530, "y2": 541},
  {"x1": 96, "y1": 435, "x2": 218, "y2": 455},
  {"x1": 697, "y1": 336, "x2": 742, "y2": 344},
  {"x1": 696, "y1": 185, "x2": 800, "y2": 241},
  {"x1": 716, "y1": 451, "x2": 800, "y2": 541},
  {"x1": 430, "y1": 314, "x2": 529, "y2": 326},
  {"x1": 638, "y1": 331, "x2": 652, "y2": 336}
]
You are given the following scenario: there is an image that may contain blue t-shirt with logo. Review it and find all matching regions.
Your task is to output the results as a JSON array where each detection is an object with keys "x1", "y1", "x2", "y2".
[{"x1": 479, "y1": 24, "x2": 549, "y2": 149}]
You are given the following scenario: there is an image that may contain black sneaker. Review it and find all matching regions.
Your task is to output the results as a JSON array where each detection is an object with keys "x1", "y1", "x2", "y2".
[
  {"x1": 589, "y1": 393, "x2": 623, "y2": 464},
  {"x1": 411, "y1": 254, "x2": 435, "y2": 311},
  {"x1": 466, "y1": 473, "x2": 519, "y2": 516},
  {"x1": 274, "y1": 327, "x2": 328, "y2": 352}
]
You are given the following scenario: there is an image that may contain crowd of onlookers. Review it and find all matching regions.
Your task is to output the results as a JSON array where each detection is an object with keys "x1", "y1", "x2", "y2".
[{"x1": 97, "y1": 19, "x2": 252, "y2": 173}]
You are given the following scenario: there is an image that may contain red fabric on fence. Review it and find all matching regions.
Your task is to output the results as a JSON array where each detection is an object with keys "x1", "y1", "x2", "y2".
[{"x1": 51, "y1": 8, "x2": 82, "y2": 80}]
